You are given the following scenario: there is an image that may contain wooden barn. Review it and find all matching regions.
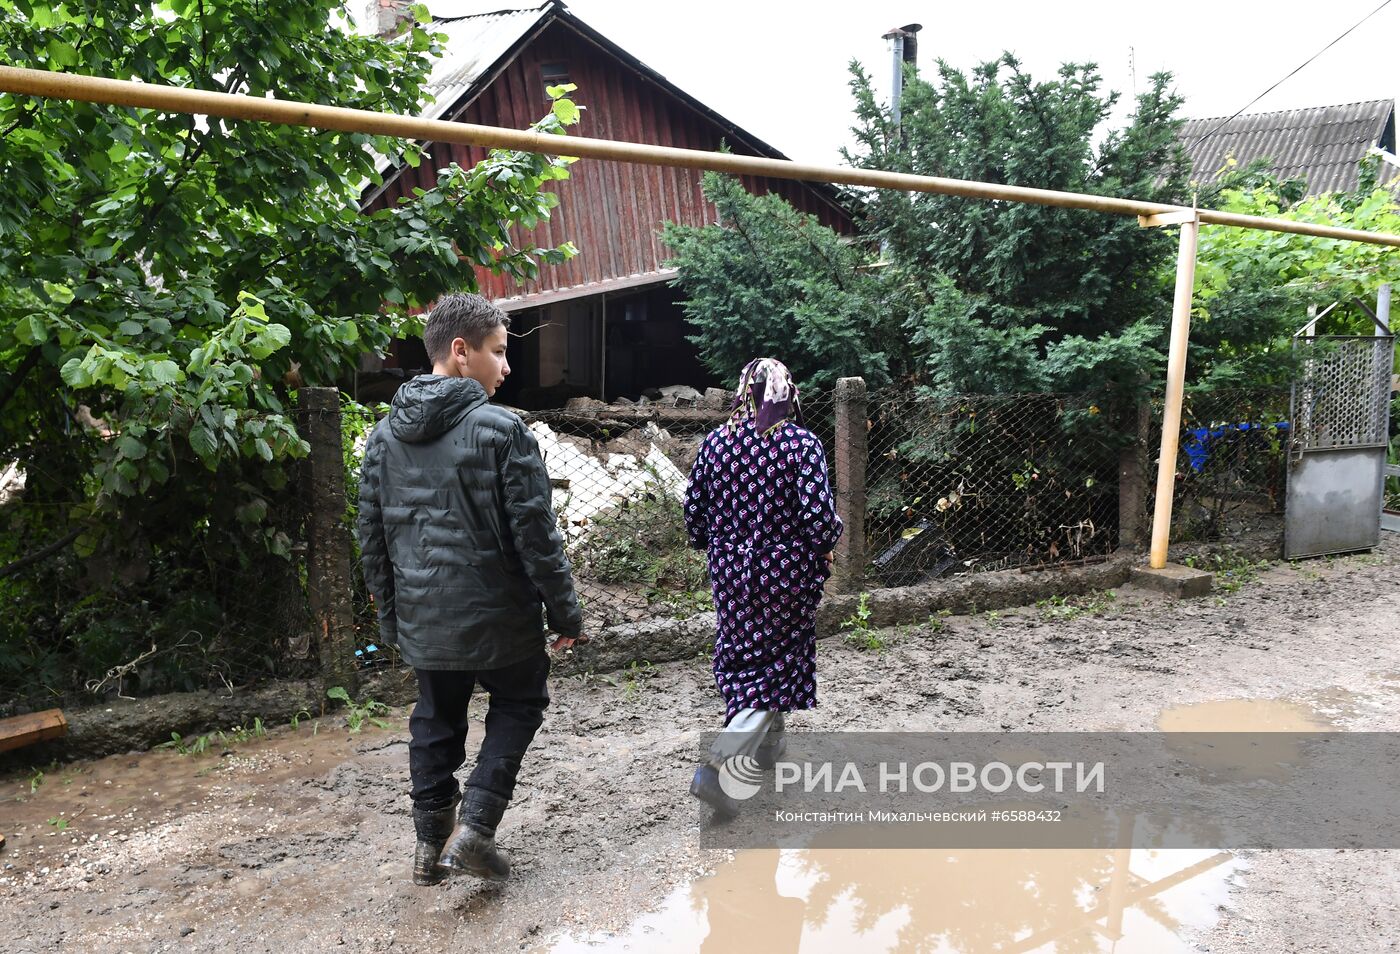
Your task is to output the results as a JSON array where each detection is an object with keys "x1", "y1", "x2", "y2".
[{"x1": 359, "y1": 0, "x2": 855, "y2": 407}]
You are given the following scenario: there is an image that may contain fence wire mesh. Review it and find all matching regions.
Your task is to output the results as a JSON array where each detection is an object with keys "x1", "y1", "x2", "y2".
[
  {"x1": 0, "y1": 498, "x2": 316, "y2": 716},
  {"x1": 1147, "y1": 388, "x2": 1291, "y2": 544},
  {"x1": 862, "y1": 390, "x2": 1121, "y2": 585},
  {"x1": 10, "y1": 377, "x2": 1362, "y2": 712}
]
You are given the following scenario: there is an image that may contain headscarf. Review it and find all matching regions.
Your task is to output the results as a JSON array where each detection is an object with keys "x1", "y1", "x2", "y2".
[{"x1": 728, "y1": 357, "x2": 802, "y2": 436}]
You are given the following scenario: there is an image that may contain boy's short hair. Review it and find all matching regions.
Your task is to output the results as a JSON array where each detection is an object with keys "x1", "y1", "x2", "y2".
[{"x1": 422, "y1": 293, "x2": 510, "y2": 363}]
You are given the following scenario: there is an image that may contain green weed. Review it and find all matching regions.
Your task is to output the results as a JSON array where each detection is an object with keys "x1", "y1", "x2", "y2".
[
  {"x1": 1035, "y1": 590, "x2": 1117, "y2": 621},
  {"x1": 621, "y1": 660, "x2": 655, "y2": 702},
  {"x1": 157, "y1": 717, "x2": 267, "y2": 756},
  {"x1": 326, "y1": 686, "x2": 390, "y2": 732},
  {"x1": 841, "y1": 594, "x2": 886, "y2": 651}
]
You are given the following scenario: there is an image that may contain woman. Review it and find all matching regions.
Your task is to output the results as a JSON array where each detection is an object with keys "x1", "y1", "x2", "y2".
[{"x1": 684, "y1": 358, "x2": 843, "y2": 818}]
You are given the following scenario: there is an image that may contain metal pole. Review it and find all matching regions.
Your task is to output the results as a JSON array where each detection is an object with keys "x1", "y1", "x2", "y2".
[
  {"x1": 2, "y1": 66, "x2": 1400, "y2": 248},
  {"x1": 1149, "y1": 215, "x2": 1200, "y2": 569},
  {"x1": 888, "y1": 32, "x2": 904, "y2": 128},
  {"x1": 599, "y1": 293, "x2": 607, "y2": 400}
]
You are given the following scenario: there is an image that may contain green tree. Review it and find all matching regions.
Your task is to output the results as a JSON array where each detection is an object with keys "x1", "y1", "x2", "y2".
[
  {"x1": 0, "y1": 0, "x2": 580, "y2": 700},
  {"x1": 663, "y1": 172, "x2": 893, "y2": 390},
  {"x1": 664, "y1": 56, "x2": 1190, "y2": 397},
  {"x1": 1168, "y1": 155, "x2": 1400, "y2": 394},
  {"x1": 846, "y1": 54, "x2": 1190, "y2": 394}
]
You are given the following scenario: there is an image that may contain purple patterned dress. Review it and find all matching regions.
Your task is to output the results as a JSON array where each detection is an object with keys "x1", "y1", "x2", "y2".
[{"x1": 684, "y1": 419, "x2": 843, "y2": 723}]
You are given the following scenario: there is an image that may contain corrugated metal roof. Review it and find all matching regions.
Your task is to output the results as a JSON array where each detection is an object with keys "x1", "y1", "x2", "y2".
[
  {"x1": 1179, "y1": 99, "x2": 1396, "y2": 195},
  {"x1": 418, "y1": 1, "x2": 552, "y2": 122}
]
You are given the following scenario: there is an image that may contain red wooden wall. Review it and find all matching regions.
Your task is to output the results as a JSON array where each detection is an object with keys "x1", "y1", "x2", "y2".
[{"x1": 365, "y1": 18, "x2": 854, "y2": 302}]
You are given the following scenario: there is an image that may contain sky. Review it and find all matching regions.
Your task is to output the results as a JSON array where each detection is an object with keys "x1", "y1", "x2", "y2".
[{"x1": 553, "y1": 0, "x2": 1400, "y2": 165}]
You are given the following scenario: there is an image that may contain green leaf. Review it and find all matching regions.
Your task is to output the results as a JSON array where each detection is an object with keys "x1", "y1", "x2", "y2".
[
  {"x1": 116, "y1": 435, "x2": 147, "y2": 460},
  {"x1": 551, "y1": 99, "x2": 580, "y2": 125},
  {"x1": 148, "y1": 360, "x2": 182, "y2": 385},
  {"x1": 16, "y1": 315, "x2": 48, "y2": 345},
  {"x1": 235, "y1": 498, "x2": 269, "y2": 524},
  {"x1": 247, "y1": 323, "x2": 292, "y2": 360},
  {"x1": 188, "y1": 424, "x2": 218, "y2": 461},
  {"x1": 42, "y1": 281, "x2": 75, "y2": 305},
  {"x1": 60, "y1": 357, "x2": 92, "y2": 388}
]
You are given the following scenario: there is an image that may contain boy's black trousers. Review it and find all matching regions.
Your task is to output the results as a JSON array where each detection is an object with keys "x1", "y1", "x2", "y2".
[{"x1": 408, "y1": 651, "x2": 551, "y2": 812}]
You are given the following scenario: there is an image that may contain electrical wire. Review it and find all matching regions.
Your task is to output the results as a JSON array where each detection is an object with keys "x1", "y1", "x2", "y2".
[{"x1": 1189, "y1": 0, "x2": 1394, "y2": 147}]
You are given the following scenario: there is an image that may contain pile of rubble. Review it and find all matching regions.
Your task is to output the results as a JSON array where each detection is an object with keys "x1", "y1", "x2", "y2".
[
  {"x1": 562, "y1": 385, "x2": 732, "y2": 414},
  {"x1": 530, "y1": 421, "x2": 687, "y2": 534}
]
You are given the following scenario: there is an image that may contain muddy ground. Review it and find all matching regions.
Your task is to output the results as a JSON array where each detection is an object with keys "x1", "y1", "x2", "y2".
[{"x1": 3, "y1": 536, "x2": 1399, "y2": 953}]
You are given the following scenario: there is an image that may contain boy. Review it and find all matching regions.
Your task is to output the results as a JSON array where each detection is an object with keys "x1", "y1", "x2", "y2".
[{"x1": 356, "y1": 292, "x2": 585, "y2": 885}]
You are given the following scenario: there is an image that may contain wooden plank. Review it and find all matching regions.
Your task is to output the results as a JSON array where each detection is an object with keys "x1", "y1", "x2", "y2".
[{"x1": 0, "y1": 709, "x2": 67, "y2": 753}]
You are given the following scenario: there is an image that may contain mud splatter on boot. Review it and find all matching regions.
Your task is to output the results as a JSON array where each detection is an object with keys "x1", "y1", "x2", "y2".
[
  {"x1": 438, "y1": 788, "x2": 511, "y2": 882},
  {"x1": 412, "y1": 800, "x2": 458, "y2": 886}
]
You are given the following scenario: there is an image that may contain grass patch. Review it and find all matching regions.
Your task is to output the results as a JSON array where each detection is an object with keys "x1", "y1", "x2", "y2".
[{"x1": 1035, "y1": 590, "x2": 1117, "y2": 621}]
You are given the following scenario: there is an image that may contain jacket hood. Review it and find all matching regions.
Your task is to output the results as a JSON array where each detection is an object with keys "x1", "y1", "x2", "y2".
[{"x1": 389, "y1": 375, "x2": 488, "y2": 444}]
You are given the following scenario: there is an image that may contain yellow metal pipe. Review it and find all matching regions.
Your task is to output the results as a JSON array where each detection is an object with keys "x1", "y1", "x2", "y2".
[
  {"x1": 3, "y1": 66, "x2": 1400, "y2": 247},
  {"x1": 1150, "y1": 216, "x2": 1201, "y2": 569},
  {"x1": 3, "y1": 65, "x2": 1398, "y2": 566}
]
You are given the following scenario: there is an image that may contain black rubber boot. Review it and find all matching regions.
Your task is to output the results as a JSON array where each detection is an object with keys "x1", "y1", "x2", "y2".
[
  {"x1": 438, "y1": 788, "x2": 511, "y2": 882},
  {"x1": 412, "y1": 799, "x2": 458, "y2": 886},
  {"x1": 690, "y1": 763, "x2": 742, "y2": 820}
]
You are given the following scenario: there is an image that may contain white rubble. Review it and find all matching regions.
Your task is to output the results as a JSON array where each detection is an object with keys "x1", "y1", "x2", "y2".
[{"x1": 528, "y1": 422, "x2": 686, "y2": 532}]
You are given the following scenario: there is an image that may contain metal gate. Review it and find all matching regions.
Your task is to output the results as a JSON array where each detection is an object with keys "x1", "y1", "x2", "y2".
[{"x1": 1284, "y1": 293, "x2": 1395, "y2": 559}]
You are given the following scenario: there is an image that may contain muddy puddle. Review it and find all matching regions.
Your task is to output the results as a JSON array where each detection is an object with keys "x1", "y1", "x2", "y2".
[
  {"x1": 547, "y1": 694, "x2": 1373, "y2": 953},
  {"x1": 545, "y1": 844, "x2": 1240, "y2": 953},
  {"x1": 2, "y1": 720, "x2": 398, "y2": 856},
  {"x1": 1157, "y1": 698, "x2": 1328, "y2": 732}
]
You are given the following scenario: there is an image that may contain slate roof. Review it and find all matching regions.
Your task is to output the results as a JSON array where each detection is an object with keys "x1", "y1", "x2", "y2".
[{"x1": 1179, "y1": 99, "x2": 1397, "y2": 194}]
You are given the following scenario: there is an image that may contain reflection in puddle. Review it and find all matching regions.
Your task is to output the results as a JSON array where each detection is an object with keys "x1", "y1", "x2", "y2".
[
  {"x1": 551, "y1": 698, "x2": 1373, "y2": 952},
  {"x1": 547, "y1": 845, "x2": 1239, "y2": 953}
]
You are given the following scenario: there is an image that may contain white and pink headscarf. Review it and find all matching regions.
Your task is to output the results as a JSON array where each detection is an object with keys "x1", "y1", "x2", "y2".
[{"x1": 727, "y1": 357, "x2": 802, "y2": 437}]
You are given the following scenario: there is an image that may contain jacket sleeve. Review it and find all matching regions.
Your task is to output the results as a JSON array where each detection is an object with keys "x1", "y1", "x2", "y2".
[
  {"x1": 683, "y1": 433, "x2": 712, "y2": 550},
  {"x1": 355, "y1": 425, "x2": 397, "y2": 647},
  {"x1": 792, "y1": 434, "x2": 844, "y2": 555},
  {"x1": 501, "y1": 420, "x2": 584, "y2": 638}
]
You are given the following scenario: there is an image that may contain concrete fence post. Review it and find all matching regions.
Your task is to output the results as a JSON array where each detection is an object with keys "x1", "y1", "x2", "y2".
[
  {"x1": 831, "y1": 376, "x2": 868, "y2": 594},
  {"x1": 300, "y1": 387, "x2": 358, "y2": 695}
]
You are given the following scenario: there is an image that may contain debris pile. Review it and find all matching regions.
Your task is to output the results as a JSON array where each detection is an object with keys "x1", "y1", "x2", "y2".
[{"x1": 531, "y1": 422, "x2": 687, "y2": 533}]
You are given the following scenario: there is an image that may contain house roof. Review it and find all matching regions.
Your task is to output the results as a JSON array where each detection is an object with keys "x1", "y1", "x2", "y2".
[
  {"x1": 374, "y1": 0, "x2": 851, "y2": 217},
  {"x1": 415, "y1": 1, "x2": 554, "y2": 124},
  {"x1": 1179, "y1": 99, "x2": 1397, "y2": 195}
]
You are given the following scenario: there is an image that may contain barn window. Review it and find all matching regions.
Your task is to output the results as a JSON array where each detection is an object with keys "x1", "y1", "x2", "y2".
[{"x1": 541, "y1": 62, "x2": 571, "y2": 100}]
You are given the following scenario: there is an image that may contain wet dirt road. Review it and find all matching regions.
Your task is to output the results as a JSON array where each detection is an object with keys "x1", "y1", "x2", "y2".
[{"x1": 3, "y1": 536, "x2": 1399, "y2": 952}]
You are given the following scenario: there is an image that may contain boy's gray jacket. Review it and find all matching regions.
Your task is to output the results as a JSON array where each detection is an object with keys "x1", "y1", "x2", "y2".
[{"x1": 356, "y1": 374, "x2": 583, "y2": 670}]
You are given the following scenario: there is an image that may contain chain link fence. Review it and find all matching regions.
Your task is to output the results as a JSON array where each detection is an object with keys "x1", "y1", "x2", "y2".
[
  {"x1": 6, "y1": 377, "x2": 1358, "y2": 712},
  {"x1": 0, "y1": 500, "x2": 316, "y2": 716},
  {"x1": 1148, "y1": 388, "x2": 1291, "y2": 544},
  {"x1": 862, "y1": 390, "x2": 1122, "y2": 585}
]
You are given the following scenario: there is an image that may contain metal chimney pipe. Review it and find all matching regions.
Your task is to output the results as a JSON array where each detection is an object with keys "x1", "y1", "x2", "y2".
[
  {"x1": 901, "y1": 23, "x2": 922, "y2": 67},
  {"x1": 883, "y1": 24, "x2": 923, "y2": 129},
  {"x1": 883, "y1": 28, "x2": 906, "y2": 127}
]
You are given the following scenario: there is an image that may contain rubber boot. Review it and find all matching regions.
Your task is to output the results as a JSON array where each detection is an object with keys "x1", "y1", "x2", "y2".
[
  {"x1": 438, "y1": 788, "x2": 511, "y2": 882},
  {"x1": 412, "y1": 799, "x2": 458, "y2": 886},
  {"x1": 754, "y1": 732, "x2": 787, "y2": 771},
  {"x1": 690, "y1": 763, "x2": 742, "y2": 820}
]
